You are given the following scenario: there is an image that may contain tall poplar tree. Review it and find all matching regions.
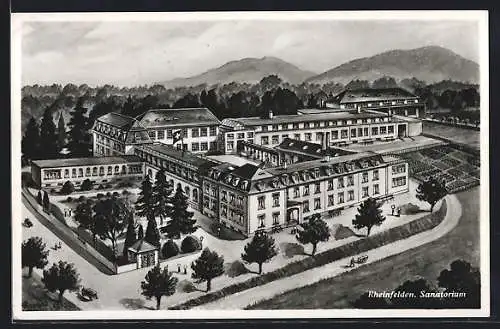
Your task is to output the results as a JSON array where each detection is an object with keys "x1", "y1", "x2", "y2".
[
  {"x1": 67, "y1": 97, "x2": 90, "y2": 157},
  {"x1": 22, "y1": 116, "x2": 40, "y2": 160},
  {"x1": 39, "y1": 107, "x2": 60, "y2": 158},
  {"x1": 152, "y1": 170, "x2": 173, "y2": 227},
  {"x1": 56, "y1": 112, "x2": 67, "y2": 150}
]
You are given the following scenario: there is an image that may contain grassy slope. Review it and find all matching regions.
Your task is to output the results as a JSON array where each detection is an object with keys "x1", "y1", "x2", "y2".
[{"x1": 247, "y1": 187, "x2": 479, "y2": 309}]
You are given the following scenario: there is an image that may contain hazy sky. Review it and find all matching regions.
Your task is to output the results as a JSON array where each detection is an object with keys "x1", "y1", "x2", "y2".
[{"x1": 21, "y1": 19, "x2": 479, "y2": 86}]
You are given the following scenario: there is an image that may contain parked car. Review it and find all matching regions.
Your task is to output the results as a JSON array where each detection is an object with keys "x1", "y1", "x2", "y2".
[
  {"x1": 23, "y1": 218, "x2": 33, "y2": 228},
  {"x1": 79, "y1": 287, "x2": 98, "y2": 301}
]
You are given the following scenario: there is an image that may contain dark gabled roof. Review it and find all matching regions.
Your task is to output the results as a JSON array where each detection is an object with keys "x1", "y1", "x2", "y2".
[
  {"x1": 334, "y1": 88, "x2": 418, "y2": 104},
  {"x1": 32, "y1": 155, "x2": 143, "y2": 168},
  {"x1": 96, "y1": 112, "x2": 136, "y2": 129},
  {"x1": 138, "y1": 108, "x2": 221, "y2": 128},
  {"x1": 140, "y1": 143, "x2": 218, "y2": 169},
  {"x1": 128, "y1": 239, "x2": 157, "y2": 253}
]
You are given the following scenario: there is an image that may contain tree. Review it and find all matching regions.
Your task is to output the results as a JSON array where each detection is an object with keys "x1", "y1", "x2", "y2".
[
  {"x1": 136, "y1": 175, "x2": 155, "y2": 221},
  {"x1": 137, "y1": 224, "x2": 145, "y2": 240},
  {"x1": 141, "y1": 264, "x2": 178, "y2": 310},
  {"x1": 144, "y1": 217, "x2": 161, "y2": 249},
  {"x1": 22, "y1": 237, "x2": 49, "y2": 277},
  {"x1": 167, "y1": 183, "x2": 196, "y2": 238},
  {"x1": 296, "y1": 214, "x2": 330, "y2": 256},
  {"x1": 56, "y1": 112, "x2": 67, "y2": 150},
  {"x1": 36, "y1": 191, "x2": 43, "y2": 205},
  {"x1": 42, "y1": 261, "x2": 80, "y2": 303},
  {"x1": 39, "y1": 107, "x2": 60, "y2": 158},
  {"x1": 123, "y1": 218, "x2": 138, "y2": 257},
  {"x1": 121, "y1": 95, "x2": 137, "y2": 117},
  {"x1": 80, "y1": 179, "x2": 93, "y2": 191},
  {"x1": 93, "y1": 197, "x2": 130, "y2": 258},
  {"x1": 351, "y1": 292, "x2": 390, "y2": 308},
  {"x1": 241, "y1": 231, "x2": 278, "y2": 274},
  {"x1": 416, "y1": 177, "x2": 448, "y2": 212},
  {"x1": 260, "y1": 75, "x2": 282, "y2": 91},
  {"x1": 74, "y1": 200, "x2": 97, "y2": 245},
  {"x1": 60, "y1": 181, "x2": 75, "y2": 195},
  {"x1": 67, "y1": 97, "x2": 90, "y2": 157},
  {"x1": 22, "y1": 116, "x2": 40, "y2": 160},
  {"x1": 345, "y1": 79, "x2": 370, "y2": 90},
  {"x1": 191, "y1": 248, "x2": 224, "y2": 291},
  {"x1": 43, "y1": 191, "x2": 50, "y2": 211},
  {"x1": 437, "y1": 260, "x2": 480, "y2": 308},
  {"x1": 152, "y1": 170, "x2": 173, "y2": 226},
  {"x1": 352, "y1": 198, "x2": 386, "y2": 237},
  {"x1": 372, "y1": 76, "x2": 398, "y2": 89},
  {"x1": 161, "y1": 239, "x2": 180, "y2": 259}
]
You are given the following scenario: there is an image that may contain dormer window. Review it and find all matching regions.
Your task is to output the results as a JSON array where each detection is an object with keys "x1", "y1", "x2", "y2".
[
  {"x1": 241, "y1": 180, "x2": 249, "y2": 190},
  {"x1": 232, "y1": 178, "x2": 240, "y2": 187}
]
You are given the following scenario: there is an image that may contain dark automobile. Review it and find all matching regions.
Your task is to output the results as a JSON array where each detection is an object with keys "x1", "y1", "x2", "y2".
[{"x1": 23, "y1": 218, "x2": 33, "y2": 228}]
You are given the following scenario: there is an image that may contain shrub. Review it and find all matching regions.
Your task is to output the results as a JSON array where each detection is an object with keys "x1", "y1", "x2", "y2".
[
  {"x1": 66, "y1": 196, "x2": 73, "y2": 203},
  {"x1": 60, "y1": 181, "x2": 75, "y2": 195},
  {"x1": 77, "y1": 195, "x2": 86, "y2": 203},
  {"x1": 180, "y1": 235, "x2": 201, "y2": 253},
  {"x1": 96, "y1": 193, "x2": 104, "y2": 199},
  {"x1": 112, "y1": 192, "x2": 120, "y2": 198},
  {"x1": 80, "y1": 179, "x2": 93, "y2": 191},
  {"x1": 225, "y1": 260, "x2": 249, "y2": 278},
  {"x1": 105, "y1": 192, "x2": 112, "y2": 198},
  {"x1": 161, "y1": 239, "x2": 180, "y2": 259},
  {"x1": 122, "y1": 190, "x2": 129, "y2": 196}
]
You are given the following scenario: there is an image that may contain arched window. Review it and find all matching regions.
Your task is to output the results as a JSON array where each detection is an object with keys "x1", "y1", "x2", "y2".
[
  {"x1": 192, "y1": 189, "x2": 198, "y2": 201},
  {"x1": 148, "y1": 169, "x2": 152, "y2": 178},
  {"x1": 64, "y1": 169, "x2": 69, "y2": 178},
  {"x1": 92, "y1": 167, "x2": 97, "y2": 176},
  {"x1": 72, "y1": 169, "x2": 77, "y2": 178},
  {"x1": 122, "y1": 165, "x2": 127, "y2": 174},
  {"x1": 185, "y1": 186, "x2": 190, "y2": 196},
  {"x1": 86, "y1": 168, "x2": 91, "y2": 177},
  {"x1": 78, "y1": 168, "x2": 83, "y2": 177},
  {"x1": 107, "y1": 166, "x2": 112, "y2": 175},
  {"x1": 99, "y1": 166, "x2": 104, "y2": 176},
  {"x1": 114, "y1": 166, "x2": 119, "y2": 174}
]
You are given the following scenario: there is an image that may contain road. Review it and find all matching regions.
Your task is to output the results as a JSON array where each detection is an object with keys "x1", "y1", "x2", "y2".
[{"x1": 192, "y1": 193, "x2": 461, "y2": 310}]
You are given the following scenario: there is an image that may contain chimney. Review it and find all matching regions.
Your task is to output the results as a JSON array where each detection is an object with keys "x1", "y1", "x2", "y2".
[{"x1": 269, "y1": 109, "x2": 274, "y2": 119}]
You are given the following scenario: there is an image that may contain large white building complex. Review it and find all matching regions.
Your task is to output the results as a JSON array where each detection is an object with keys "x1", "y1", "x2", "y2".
[{"x1": 30, "y1": 88, "x2": 418, "y2": 237}]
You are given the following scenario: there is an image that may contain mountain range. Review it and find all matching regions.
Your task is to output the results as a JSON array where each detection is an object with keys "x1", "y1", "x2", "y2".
[{"x1": 159, "y1": 46, "x2": 479, "y2": 87}]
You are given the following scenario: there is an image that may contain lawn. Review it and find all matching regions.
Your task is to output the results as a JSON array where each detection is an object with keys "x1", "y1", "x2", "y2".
[
  {"x1": 247, "y1": 187, "x2": 480, "y2": 309},
  {"x1": 423, "y1": 121, "x2": 480, "y2": 150}
]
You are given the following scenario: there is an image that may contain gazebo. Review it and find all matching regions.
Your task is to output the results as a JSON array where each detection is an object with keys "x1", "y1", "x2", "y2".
[{"x1": 127, "y1": 239, "x2": 159, "y2": 269}]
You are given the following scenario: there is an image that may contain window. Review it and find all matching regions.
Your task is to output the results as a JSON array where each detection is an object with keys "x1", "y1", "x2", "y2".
[
  {"x1": 78, "y1": 168, "x2": 83, "y2": 177},
  {"x1": 373, "y1": 170, "x2": 379, "y2": 181},
  {"x1": 185, "y1": 186, "x2": 190, "y2": 197},
  {"x1": 92, "y1": 167, "x2": 97, "y2": 176},
  {"x1": 294, "y1": 133, "x2": 301, "y2": 140},
  {"x1": 165, "y1": 129, "x2": 172, "y2": 138},
  {"x1": 86, "y1": 168, "x2": 91, "y2": 177},
  {"x1": 200, "y1": 128, "x2": 208, "y2": 137},
  {"x1": 272, "y1": 135, "x2": 279, "y2": 144},
  {"x1": 272, "y1": 193, "x2": 280, "y2": 207},
  {"x1": 362, "y1": 186, "x2": 369, "y2": 198},
  {"x1": 303, "y1": 200, "x2": 310, "y2": 213},
  {"x1": 380, "y1": 126, "x2": 387, "y2": 134},
  {"x1": 338, "y1": 192, "x2": 345, "y2": 203},
  {"x1": 314, "y1": 122, "x2": 320, "y2": 128},
  {"x1": 305, "y1": 133, "x2": 312, "y2": 141},
  {"x1": 338, "y1": 177, "x2": 344, "y2": 188},
  {"x1": 258, "y1": 215, "x2": 265, "y2": 228},
  {"x1": 229, "y1": 193, "x2": 235, "y2": 205},
  {"x1": 157, "y1": 130, "x2": 165, "y2": 139},
  {"x1": 221, "y1": 191, "x2": 227, "y2": 202},
  {"x1": 281, "y1": 123, "x2": 288, "y2": 130},
  {"x1": 373, "y1": 184, "x2": 380, "y2": 195},
  {"x1": 192, "y1": 143, "x2": 200, "y2": 152},
  {"x1": 392, "y1": 164, "x2": 406, "y2": 174},
  {"x1": 192, "y1": 128, "x2": 200, "y2": 137},
  {"x1": 303, "y1": 185, "x2": 310, "y2": 196},
  {"x1": 315, "y1": 182, "x2": 321, "y2": 194},
  {"x1": 245, "y1": 131, "x2": 253, "y2": 138},
  {"x1": 314, "y1": 198, "x2": 321, "y2": 210},
  {"x1": 210, "y1": 126, "x2": 217, "y2": 136},
  {"x1": 362, "y1": 172, "x2": 368, "y2": 183},
  {"x1": 316, "y1": 133, "x2": 322, "y2": 141},
  {"x1": 328, "y1": 194, "x2": 334, "y2": 206},
  {"x1": 221, "y1": 205, "x2": 227, "y2": 218},
  {"x1": 304, "y1": 122, "x2": 310, "y2": 129},
  {"x1": 261, "y1": 136, "x2": 269, "y2": 145},
  {"x1": 294, "y1": 187, "x2": 300, "y2": 198},
  {"x1": 262, "y1": 126, "x2": 268, "y2": 132},
  {"x1": 210, "y1": 141, "x2": 217, "y2": 150},
  {"x1": 347, "y1": 190, "x2": 355, "y2": 201},
  {"x1": 351, "y1": 128, "x2": 357, "y2": 138},
  {"x1": 332, "y1": 131, "x2": 339, "y2": 140},
  {"x1": 258, "y1": 196, "x2": 266, "y2": 210},
  {"x1": 200, "y1": 142, "x2": 208, "y2": 151},
  {"x1": 328, "y1": 179, "x2": 334, "y2": 190},
  {"x1": 293, "y1": 123, "x2": 300, "y2": 129},
  {"x1": 372, "y1": 127, "x2": 378, "y2": 135},
  {"x1": 227, "y1": 141, "x2": 234, "y2": 151},
  {"x1": 392, "y1": 176, "x2": 407, "y2": 187},
  {"x1": 72, "y1": 169, "x2": 77, "y2": 178},
  {"x1": 237, "y1": 196, "x2": 244, "y2": 207},
  {"x1": 149, "y1": 131, "x2": 156, "y2": 139},
  {"x1": 364, "y1": 127, "x2": 369, "y2": 136},
  {"x1": 64, "y1": 169, "x2": 69, "y2": 178},
  {"x1": 107, "y1": 166, "x2": 112, "y2": 175},
  {"x1": 388, "y1": 126, "x2": 395, "y2": 134},
  {"x1": 282, "y1": 134, "x2": 289, "y2": 139},
  {"x1": 181, "y1": 128, "x2": 188, "y2": 138},
  {"x1": 341, "y1": 129, "x2": 348, "y2": 139},
  {"x1": 237, "y1": 133, "x2": 244, "y2": 139},
  {"x1": 272, "y1": 212, "x2": 280, "y2": 226},
  {"x1": 347, "y1": 175, "x2": 354, "y2": 186}
]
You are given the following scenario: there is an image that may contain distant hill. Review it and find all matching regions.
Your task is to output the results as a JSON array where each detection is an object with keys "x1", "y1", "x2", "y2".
[
  {"x1": 160, "y1": 56, "x2": 316, "y2": 88},
  {"x1": 306, "y1": 46, "x2": 479, "y2": 85}
]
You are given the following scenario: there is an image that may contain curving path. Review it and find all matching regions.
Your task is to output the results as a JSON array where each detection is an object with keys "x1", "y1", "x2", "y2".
[{"x1": 193, "y1": 194, "x2": 462, "y2": 310}]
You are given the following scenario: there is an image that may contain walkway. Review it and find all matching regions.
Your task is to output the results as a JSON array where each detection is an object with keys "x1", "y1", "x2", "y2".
[{"x1": 193, "y1": 193, "x2": 461, "y2": 310}]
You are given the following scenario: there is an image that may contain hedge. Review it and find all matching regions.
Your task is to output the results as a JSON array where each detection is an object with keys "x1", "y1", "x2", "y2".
[{"x1": 169, "y1": 200, "x2": 447, "y2": 310}]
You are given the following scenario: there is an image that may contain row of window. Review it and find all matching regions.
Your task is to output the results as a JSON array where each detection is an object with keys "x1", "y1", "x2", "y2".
[
  {"x1": 343, "y1": 99, "x2": 419, "y2": 109},
  {"x1": 140, "y1": 151, "x2": 199, "y2": 182},
  {"x1": 220, "y1": 190, "x2": 245, "y2": 207},
  {"x1": 227, "y1": 132, "x2": 254, "y2": 139},
  {"x1": 94, "y1": 123, "x2": 125, "y2": 141},
  {"x1": 258, "y1": 117, "x2": 392, "y2": 132},
  {"x1": 220, "y1": 205, "x2": 245, "y2": 225},
  {"x1": 257, "y1": 212, "x2": 281, "y2": 228},
  {"x1": 226, "y1": 139, "x2": 254, "y2": 151},
  {"x1": 43, "y1": 164, "x2": 142, "y2": 180},
  {"x1": 191, "y1": 141, "x2": 217, "y2": 152},
  {"x1": 257, "y1": 193, "x2": 281, "y2": 210},
  {"x1": 392, "y1": 164, "x2": 407, "y2": 174},
  {"x1": 392, "y1": 176, "x2": 407, "y2": 188},
  {"x1": 148, "y1": 127, "x2": 217, "y2": 140}
]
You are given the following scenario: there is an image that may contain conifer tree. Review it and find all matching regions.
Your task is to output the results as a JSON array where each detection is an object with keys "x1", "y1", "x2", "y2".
[
  {"x1": 123, "y1": 218, "x2": 137, "y2": 257},
  {"x1": 39, "y1": 107, "x2": 60, "y2": 158},
  {"x1": 67, "y1": 97, "x2": 90, "y2": 157},
  {"x1": 22, "y1": 116, "x2": 40, "y2": 160},
  {"x1": 136, "y1": 175, "x2": 155, "y2": 221},
  {"x1": 352, "y1": 198, "x2": 386, "y2": 237},
  {"x1": 144, "y1": 216, "x2": 161, "y2": 248},
  {"x1": 57, "y1": 112, "x2": 67, "y2": 150},
  {"x1": 166, "y1": 184, "x2": 196, "y2": 239},
  {"x1": 241, "y1": 231, "x2": 278, "y2": 274},
  {"x1": 152, "y1": 170, "x2": 173, "y2": 226}
]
